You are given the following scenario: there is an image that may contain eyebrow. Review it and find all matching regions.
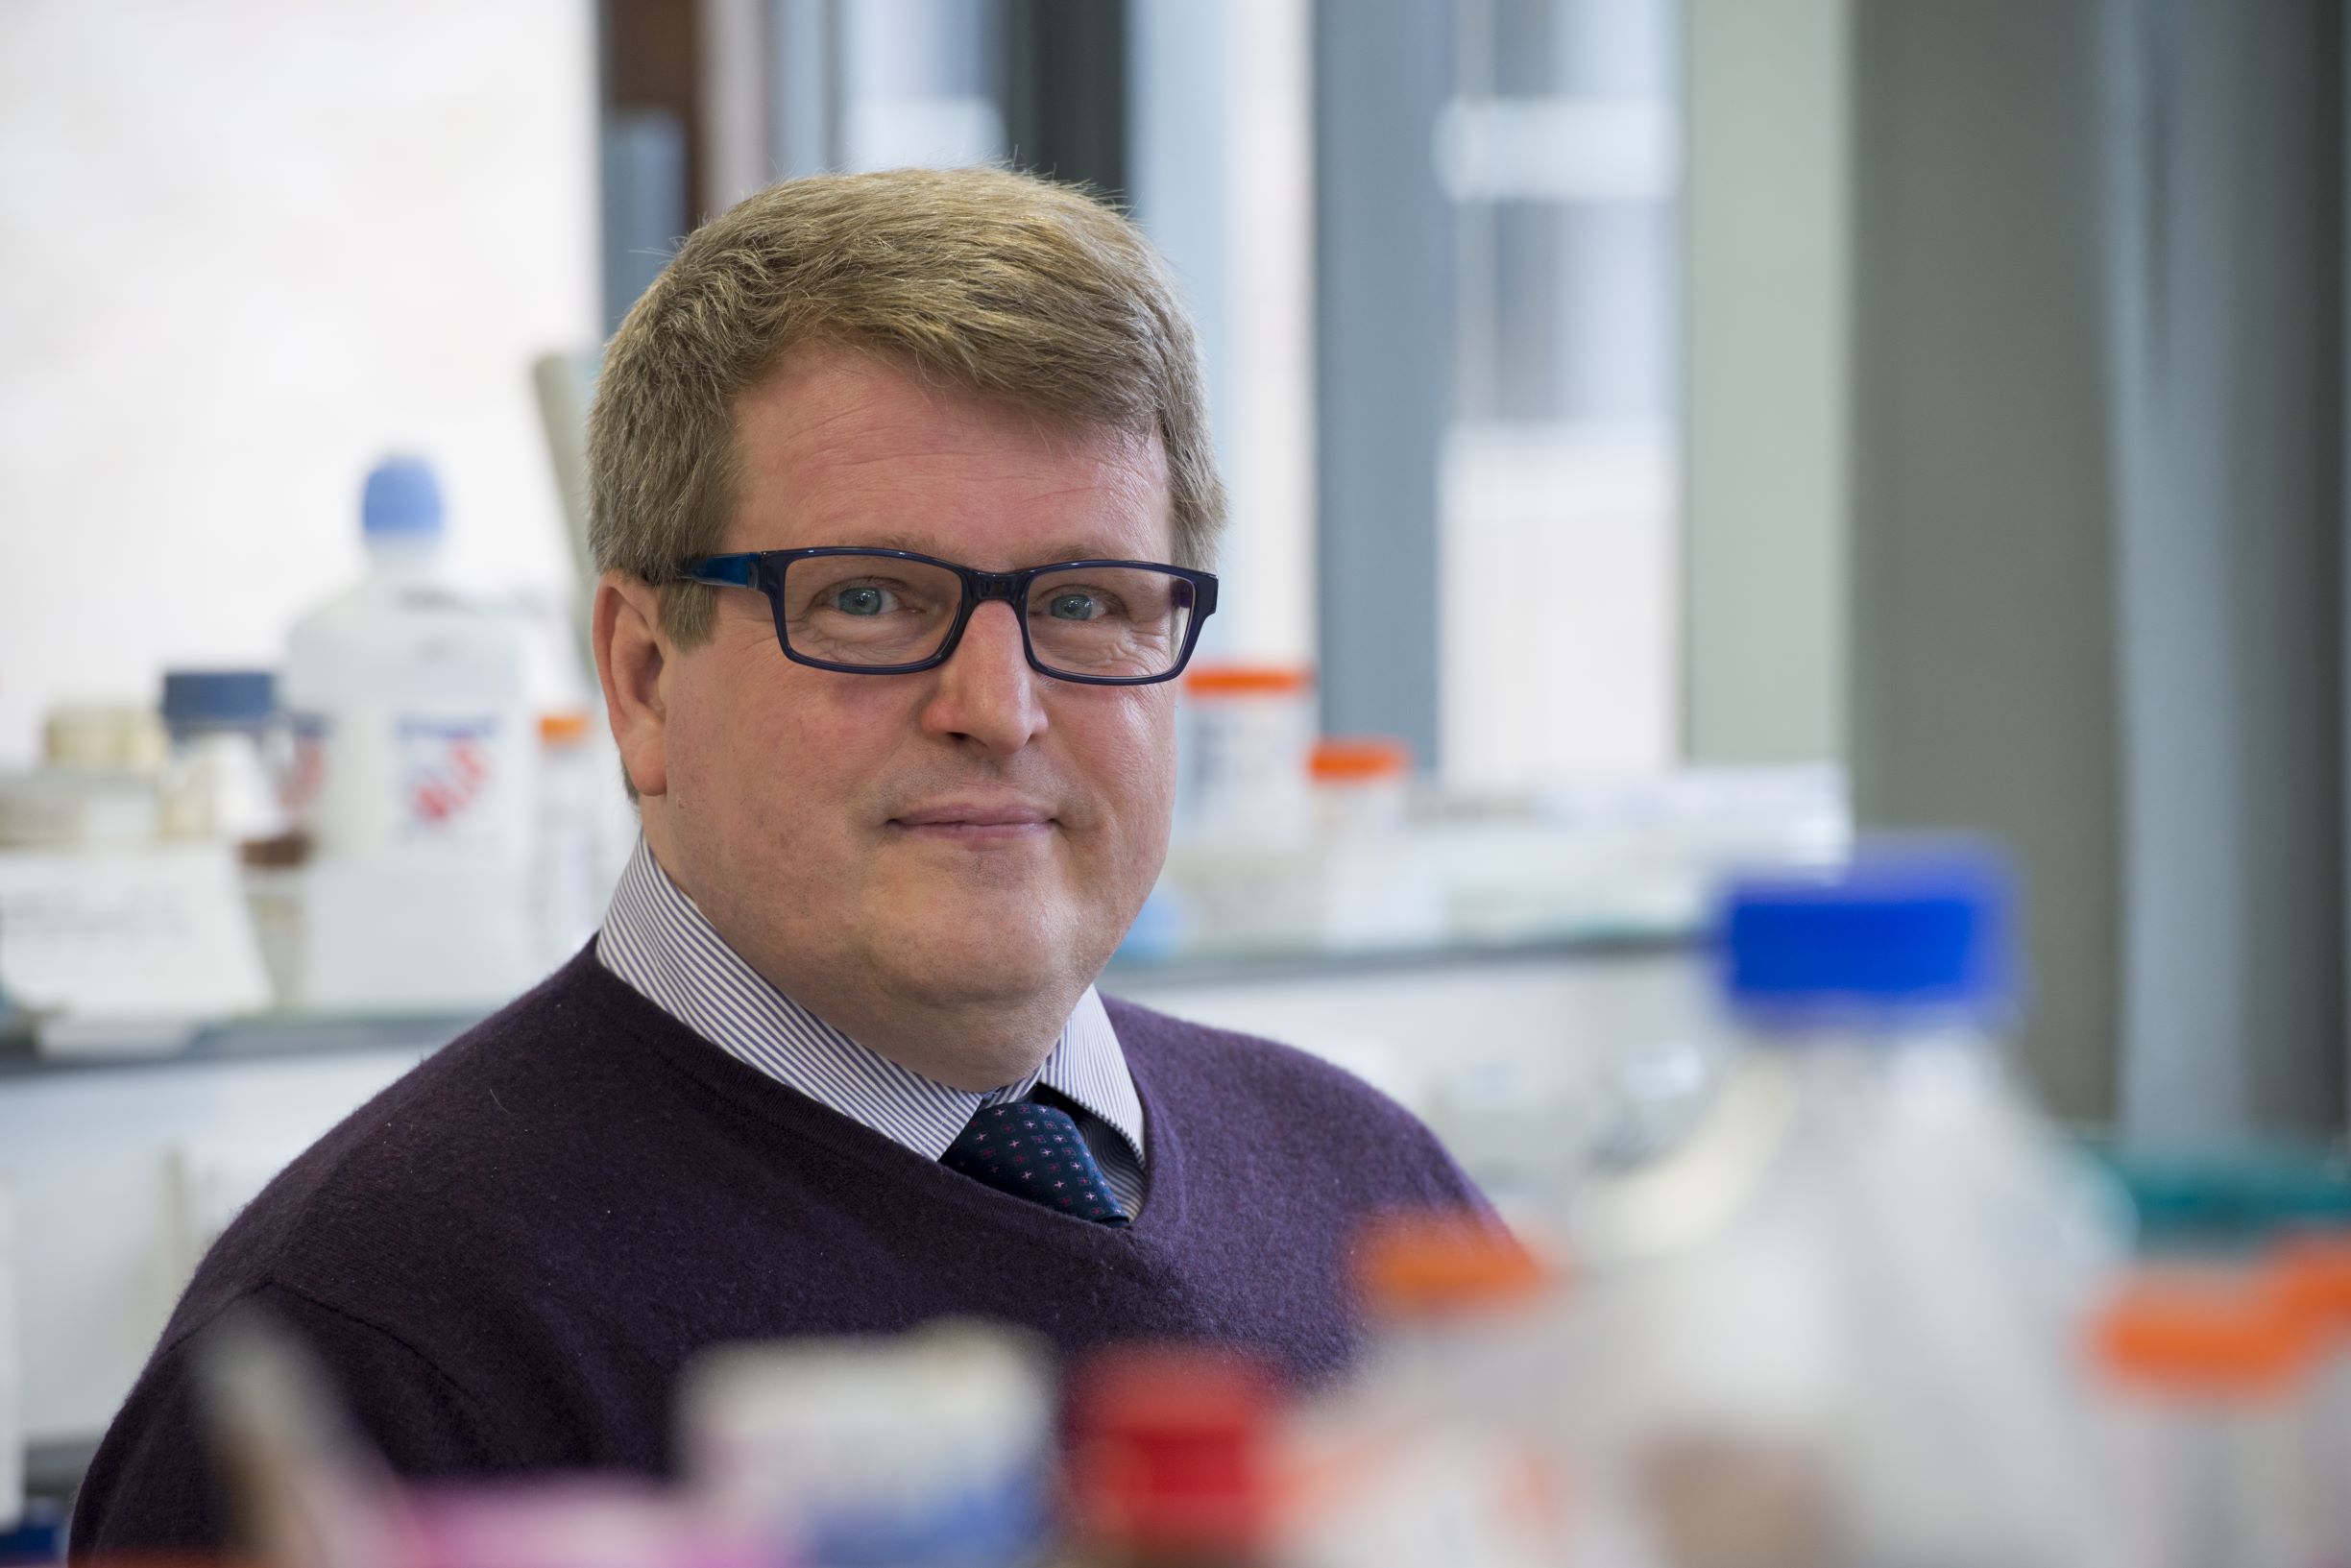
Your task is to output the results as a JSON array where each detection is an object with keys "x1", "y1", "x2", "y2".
[{"x1": 825, "y1": 534, "x2": 1156, "y2": 566}]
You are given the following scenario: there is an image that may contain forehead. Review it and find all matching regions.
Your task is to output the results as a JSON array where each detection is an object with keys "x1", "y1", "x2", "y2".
[{"x1": 725, "y1": 345, "x2": 1173, "y2": 563}]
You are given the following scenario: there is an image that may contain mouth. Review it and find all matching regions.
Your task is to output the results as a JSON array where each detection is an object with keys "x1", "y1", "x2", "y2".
[{"x1": 885, "y1": 799, "x2": 1059, "y2": 846}]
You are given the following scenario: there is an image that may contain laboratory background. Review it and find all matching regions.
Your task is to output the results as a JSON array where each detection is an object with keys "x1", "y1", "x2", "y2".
[{"x1": 3, "y1": 1, "x2": 2349, "y2": 1564}]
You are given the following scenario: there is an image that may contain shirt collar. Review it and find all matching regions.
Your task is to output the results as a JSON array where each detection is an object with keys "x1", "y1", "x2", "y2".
[{"x1": 595, "y1": 837, "x2": 1144, "y2": 1167}]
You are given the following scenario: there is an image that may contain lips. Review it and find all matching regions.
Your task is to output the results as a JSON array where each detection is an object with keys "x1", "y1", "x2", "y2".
[{"x1": 887, "y1": 798, "x2": 1057, "y2": 831}]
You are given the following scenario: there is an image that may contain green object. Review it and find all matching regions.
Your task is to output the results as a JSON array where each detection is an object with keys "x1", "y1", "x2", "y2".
[{"x1": 2080, "y1": 1139, "x2": 2351, "y2": 1252}]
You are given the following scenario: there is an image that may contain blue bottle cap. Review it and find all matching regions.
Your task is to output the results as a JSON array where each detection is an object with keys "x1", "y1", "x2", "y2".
[
  {"x1": 1714, "y1": 840, "x2": 2019, "y2": 1025},
  {"x1": 362, "y1": 455, "x2": 444, "y2": 537},
  {"x1": 160, "y1": 668, "x2": 278, "y2": 733}
]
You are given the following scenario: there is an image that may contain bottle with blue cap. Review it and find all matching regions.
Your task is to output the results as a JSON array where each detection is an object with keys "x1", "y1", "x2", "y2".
[
  {"x1": 279, "y1": 456, "x2": 538, "y2": 1009},
  {"x1": 157, "y1": 668, "x2": 287, "y2": 842},
  {"x1": 1563, "y1": 841, "x2": 2127, "y2": 1568}
]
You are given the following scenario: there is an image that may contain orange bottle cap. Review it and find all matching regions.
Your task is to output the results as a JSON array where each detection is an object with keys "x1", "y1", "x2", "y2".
[
  {"x1": 1310, "y1": 737, "x2": 1414, "y2": 783},
  {"x1": 1183, "y1": 664, "x2": 1314, "y2": 697},
  {"x1": 539, "y1": 710, "x2": 593, "y2": 745},
  {"x1": 1353, "y1": 1211, "x2": 1559, "y2": 1318},
  {"x1": 2270, "y1": 1232, "x2": 2351, "y2": 1328},
  {"x1": 2094, "y1": 1272, "x2": 2316, "y2": 1394}
]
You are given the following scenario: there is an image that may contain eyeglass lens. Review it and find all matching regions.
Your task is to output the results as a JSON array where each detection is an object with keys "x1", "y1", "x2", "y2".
[{"x1": 781, "y1": 554, "x2": 1197, "y2": 678}]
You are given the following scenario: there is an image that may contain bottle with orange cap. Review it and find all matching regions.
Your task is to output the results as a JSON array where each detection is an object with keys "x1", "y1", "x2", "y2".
[
  {"x1": 2266, "y1": 1235, "x2": 2351, "y2": 1565},
  {"x1": 2093, "y1": 1268, "x2": 2320, "y2": 1568},
  {"x1": 1346, "y1": 1211, "x2": 1564, "y2": 1439},
  {"x1": 1307, "y1": 738, "x2": 1414, "y2": 840},
  {"x1": 1153, "y1": 664, "x2": 1321, "y2": 957},
  {"x1": 1176, "y1": 664, "x2": 1317, "y2": 854},
  {"x1": 1305, "y1": 737, "x2": 1442, "y2": 953},
  {"x1": 1275, "y1": 1213, "x2": 1571, "y2": 1568},
  {"x1": 533, "y1": 708, "x2": 604, "y2": 967}
]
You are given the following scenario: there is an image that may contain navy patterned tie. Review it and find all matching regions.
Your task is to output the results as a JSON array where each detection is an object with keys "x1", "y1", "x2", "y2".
[{"x1": 942, "y1": 1100, "x2": 1130, "y2": 1226}]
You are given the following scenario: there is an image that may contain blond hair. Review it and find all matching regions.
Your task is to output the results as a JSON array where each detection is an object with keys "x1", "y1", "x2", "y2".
[{"x1": 588, "y1": 165, "x2": 1225, "y2": 643}]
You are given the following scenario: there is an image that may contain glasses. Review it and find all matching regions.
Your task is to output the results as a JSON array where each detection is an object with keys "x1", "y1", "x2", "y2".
[{"x1": 677, "y1": 547, "x2": 1220, "y2": 686}]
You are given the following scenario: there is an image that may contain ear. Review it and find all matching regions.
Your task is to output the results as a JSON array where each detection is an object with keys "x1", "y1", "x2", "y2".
[{"x1": 594, "y1": 571, "x2": 670, "y2": 798}]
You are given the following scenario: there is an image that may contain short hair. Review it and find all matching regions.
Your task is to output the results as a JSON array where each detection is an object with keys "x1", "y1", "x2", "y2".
[{"x1": 588, "y1": 165, "x2": 1225, "y2": 644}]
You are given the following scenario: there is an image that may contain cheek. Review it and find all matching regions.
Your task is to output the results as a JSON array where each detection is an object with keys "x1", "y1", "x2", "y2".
[
  {"x1": 705, "y1": 671, "x2": 929, "y2": 851},
  {"x1": 667, "y1": 660, "x2": 821, "y2": 829},
  {"x1": 1077, "y1": 694, "x2": 1177, "y2": 841}
]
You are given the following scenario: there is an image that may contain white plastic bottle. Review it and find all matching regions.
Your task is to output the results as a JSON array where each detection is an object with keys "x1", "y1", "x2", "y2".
[
  {"x1": 533, "y1": 708, "x2": 607, "y2": 967},
  {"x1": 1569, "y1": 845, "x2": 2126, "y2": 1568},
  {"x1": 281, "y1": 457, "x2": 537, "y2": 1008}
]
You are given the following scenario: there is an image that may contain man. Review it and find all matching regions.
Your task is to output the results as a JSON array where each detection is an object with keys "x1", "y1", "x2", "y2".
[{"x1": 71, "y1": 167, "x2": 1488, "y2": 1555}]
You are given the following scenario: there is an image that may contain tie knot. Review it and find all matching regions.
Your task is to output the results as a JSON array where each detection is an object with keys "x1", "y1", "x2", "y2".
[{"x1": 942, "y1": 1100, "x2": 1130, "y2": 1226}]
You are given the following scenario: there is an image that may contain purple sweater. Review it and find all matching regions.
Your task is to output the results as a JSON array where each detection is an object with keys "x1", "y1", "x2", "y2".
[{"x1": 70, "y1": 950, "x2": 1487, "y2": 1556}]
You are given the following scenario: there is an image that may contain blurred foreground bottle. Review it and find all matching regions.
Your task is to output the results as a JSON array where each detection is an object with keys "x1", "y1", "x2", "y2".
[
  {"x1": 1280, "y1": 1217, "x2": 1571, "y2": 1568},
  {"x1": 682, "y1": 1322, "x2": 1052, "y2": 1568},
  {"x1": 1567, "y1": 844, "x2": 2126, "y2": 1568},
  {"x1": 279, "y1": 457, "x2": 537, "y2": 1009},
  {"x1": 1064, "y1": 1345, "x2": 1283, "y2": 1568},
  {"x1": 2266, "y1": 1236, "x2": 2351, "y2": 1565},
  {"x1": 2095, "y1": 1271, "x2": 2317, "y2": 1568}
]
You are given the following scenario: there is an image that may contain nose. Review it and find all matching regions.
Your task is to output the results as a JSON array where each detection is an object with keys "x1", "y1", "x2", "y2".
[{"x1": 917, "y1": 600, "x2": 1049, "y2": 756}]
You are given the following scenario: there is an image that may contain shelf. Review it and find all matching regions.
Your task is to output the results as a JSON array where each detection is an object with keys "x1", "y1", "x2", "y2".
[{"x1": 0, "y1": 923, "x2": 1691, "y2": 1080}]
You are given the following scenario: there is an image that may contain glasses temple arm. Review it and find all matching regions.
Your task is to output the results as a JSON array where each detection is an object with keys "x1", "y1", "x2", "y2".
[{"x1": 676, "y1": 554, "x2": 760, "y2": 588}]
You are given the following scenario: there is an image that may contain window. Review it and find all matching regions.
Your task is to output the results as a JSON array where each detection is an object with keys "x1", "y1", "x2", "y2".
[{"x1": 1441, "y1": 0, "x2": 1681, "y2": 787}]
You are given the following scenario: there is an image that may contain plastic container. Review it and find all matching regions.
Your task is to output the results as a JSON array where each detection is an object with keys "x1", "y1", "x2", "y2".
[
  {"x1": 13, "y1": 703, "x2": 170, "y2": 848},
  {"x1": 1568, "y1": 843, "x2": 2123, "y2": 1568},
  {"x1": 1065, "y1": 1344, "x2": 1283, "y2": 1568},
  {"x1": 0, "y1": 769, "x2": 158, "y2": 848},
  {"x1": 279, "y1": 457, "x2": 537, "y2": 1007},
  {"x1": 1280, "y1": 1216, "x2": 1568, "y2": 1568},
  {"x1": 42, "y1": 701, "x2": 167, "y2": 774},
  {"x1": 285, "y1": 458, "x2": 533, "y2": 859},
  {"x1": 1346, "y1": 1211, "x2": 1564, "y2": 1458},
  {"x1": 2095, "y1": 1271, "x2": 2317, "y2": 1568},
  {"x1": 0, "y1": 1179, "x2": 18, "y2": 1532},
  {"x1": 2266, "y1": 1235, "x2": 2351, "y2": 1561},
  {"x1": 413, "y1": 1478, "x2": 763, "y2": 1568},
  {"x1": 0, "y1": 1500, "x2": 63, "y2": 1565},
  {"x1": 1302, "y1": 736, "x2": 1439, "y2": 953},
  {"x1": 1177, "y1": 665, "x2": 1315, "y2": 850},
  {"x1": 1309, "y1": 737, "x2": 1413, "y2": 839},
  {"x1": 534, "y1": 709, "x2": 605, "y2": 966},
  {"x1": 682, "y1": 1322, "x2": 1053, "y2": 1568},
  {"x1": 158, "y1": 669, "x2": 288, "y2": 843}
]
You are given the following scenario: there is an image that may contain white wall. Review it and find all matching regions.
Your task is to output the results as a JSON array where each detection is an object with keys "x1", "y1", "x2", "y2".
[{"x1": 0, "y1": 0, "x2": 601, "y2": 766}]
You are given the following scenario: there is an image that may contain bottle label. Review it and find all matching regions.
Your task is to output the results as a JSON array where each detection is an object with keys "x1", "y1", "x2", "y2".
[
  {"x1": 398, "y1": 714, "x2": 500, "y2": 840},
  {"x1": 285, "y1": 713, "x2": 328, "y2": 822},
  {"x1": 292, "y1": 704, "x2": 530, "y2": 858}
]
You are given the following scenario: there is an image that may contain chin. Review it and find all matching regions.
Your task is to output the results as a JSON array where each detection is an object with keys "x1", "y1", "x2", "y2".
[{"x1": 881, "y1": 909, "x2": 1093, "y2": 1004}]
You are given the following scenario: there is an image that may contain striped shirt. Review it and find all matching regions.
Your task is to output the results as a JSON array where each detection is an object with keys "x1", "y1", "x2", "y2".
[{"x1": 595, "y1": 838, "x2": 1148, "y2": 1216}]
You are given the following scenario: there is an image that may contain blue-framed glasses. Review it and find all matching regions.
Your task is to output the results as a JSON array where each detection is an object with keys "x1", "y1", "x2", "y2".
[{"x1": 677, "y1": 547, "x2": 1220, "y2": 686}]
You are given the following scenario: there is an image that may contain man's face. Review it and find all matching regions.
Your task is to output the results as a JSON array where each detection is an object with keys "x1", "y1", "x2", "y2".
[{"x1": 638, "y1": 346, "x2": 1179, "y2": 1084}]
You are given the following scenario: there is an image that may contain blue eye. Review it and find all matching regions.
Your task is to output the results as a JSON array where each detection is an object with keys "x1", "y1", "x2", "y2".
[
  {"x1": 1046, "y1": 591, "x2": 1100, "y2": 621},
  {"x1": 834, "y1": 586, "x2": 891, "y2": 616}
]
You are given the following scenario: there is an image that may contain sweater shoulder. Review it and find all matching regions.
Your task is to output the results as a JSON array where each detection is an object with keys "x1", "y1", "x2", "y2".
[
  {"x1": 1100, "y1": 992, "x2": 1486, "y2": 1209},
  {"x1": 163, "y1": 955, "x2": 667, "y2": 1340}
]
